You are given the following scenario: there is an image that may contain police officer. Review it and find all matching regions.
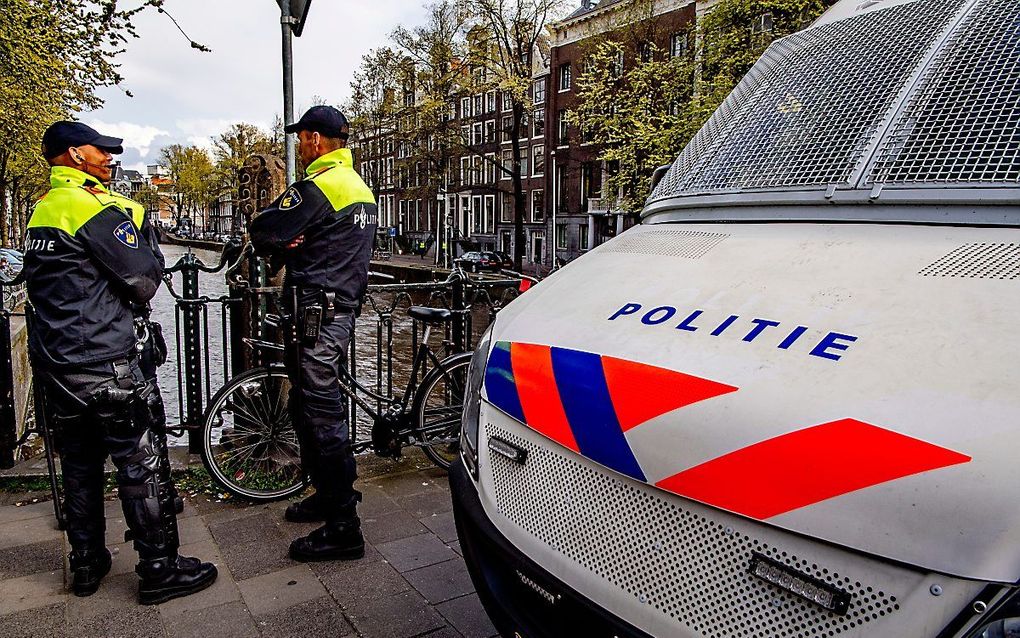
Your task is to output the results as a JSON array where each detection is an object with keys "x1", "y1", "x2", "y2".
[
  {"x1": 23, "y1": 121, "x2": 217, "y2": 602},
  {"x1": 249, "y1": 106, "x2": 378, "y2": 561}
]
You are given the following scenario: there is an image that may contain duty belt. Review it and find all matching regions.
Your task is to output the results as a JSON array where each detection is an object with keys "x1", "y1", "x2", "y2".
[{"x1": 292, "y1": 288, "x2": 357, "y2": 322}]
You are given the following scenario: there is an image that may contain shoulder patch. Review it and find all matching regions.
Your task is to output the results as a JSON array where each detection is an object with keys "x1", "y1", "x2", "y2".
[
  {"x1": 279, "y1": 187, "x2": 303, "y2": 210},
  {"x1": 114, "y1": 220, "x2": 139, "y2": 249}
]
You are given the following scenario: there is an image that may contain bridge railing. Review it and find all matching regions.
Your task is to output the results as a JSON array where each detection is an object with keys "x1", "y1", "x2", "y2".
[{"x1": 163, "y1": 245, "x2": 527, "y2": 452}]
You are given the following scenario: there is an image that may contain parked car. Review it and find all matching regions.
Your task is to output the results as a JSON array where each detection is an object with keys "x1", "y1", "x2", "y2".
[
  {"x1": 452, "y1": 1, "x2": 1020, "y2": 637},
  {"x1": 491, "y1": 251, "x2": 513, "y2": 269},
  {"x1": 457, "y1": 251, "x2": 502, "y2": 273}
]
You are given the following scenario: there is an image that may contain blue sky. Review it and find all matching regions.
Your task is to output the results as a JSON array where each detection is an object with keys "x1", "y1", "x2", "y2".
[{"x1": 85, "y1": 0, "x2": 429, "y2": 172}]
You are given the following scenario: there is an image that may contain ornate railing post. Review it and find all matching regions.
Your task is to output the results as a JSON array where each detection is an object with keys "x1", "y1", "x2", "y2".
[{"x1": 0, "y1": 284, "x2": 15, "y2": 468}]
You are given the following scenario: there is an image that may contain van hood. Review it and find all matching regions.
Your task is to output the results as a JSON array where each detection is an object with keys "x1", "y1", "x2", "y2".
[{"x1": 483, "y1": 222, "x2": 1020, "y2": 582}]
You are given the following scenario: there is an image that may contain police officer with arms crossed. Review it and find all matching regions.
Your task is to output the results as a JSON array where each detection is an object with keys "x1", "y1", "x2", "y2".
[
  {"x1": 249, "y1": 106, "x2": 378, "y2": 561},
  {"x1": 23, "y1": 121, "x2": 217, "y2": 602}
]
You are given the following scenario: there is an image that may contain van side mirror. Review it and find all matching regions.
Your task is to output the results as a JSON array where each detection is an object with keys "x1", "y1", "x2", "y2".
[
  {"x1": 0, "y1": 249, "x2": 24, "y2": 285},
  {"x1": 650, "y1": 164, "x2": 672, "y2": 193}
]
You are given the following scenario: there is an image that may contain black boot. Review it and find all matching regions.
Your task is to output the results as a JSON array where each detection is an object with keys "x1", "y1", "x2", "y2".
[
  {"x1": 289, "y1": 517, "x2": 365, "y2": 562},
  {"x1": 285, "y1": 491, "x2": 327, "y2": 523},
  {"x1": 137, "y1": 554, "x2": 218, "y2": 605},
  {"x1": 69, "y1": 547, "x2": 113, "y2": 597}
]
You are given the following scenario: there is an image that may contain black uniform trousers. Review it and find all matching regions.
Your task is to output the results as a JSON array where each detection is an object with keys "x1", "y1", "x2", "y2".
[
  {"x1": 284, "y1": 308, "x2": 359, "y2": 522},
  {"x1": 44, "y1": 351, "x2": 180, "y2": 561}
]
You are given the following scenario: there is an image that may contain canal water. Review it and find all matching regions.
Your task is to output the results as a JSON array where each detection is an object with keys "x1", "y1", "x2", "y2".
[{"x1": 155, "y1": 244, "x2": 502, "y2": 448}]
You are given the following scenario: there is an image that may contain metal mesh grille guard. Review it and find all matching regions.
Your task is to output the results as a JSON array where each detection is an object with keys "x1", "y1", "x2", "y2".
[
  {"x1": 487, "y1": 423, "x2": 903, "y2": 638},
  {"x1": 651, "y1": 0, "x2": 1019, "y2": 202}
]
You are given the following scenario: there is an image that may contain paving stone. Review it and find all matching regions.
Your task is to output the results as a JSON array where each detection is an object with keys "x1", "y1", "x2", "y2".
[
  {"x1": 374, "y1": 470, "x2": 448, "y2": 500},
  {"x1": 0, "y1": 499, "x2": 56, "y2": 524},
  {"x1": 0, "y1": 602, "x2": 67, "y2": 638},
  {"x1": 238, "y1": 563, "x2": 328, "y2": 617},
  {"x1": 413, "y1": 627, "x2": 463, "y2": 638},
  {"x1": 164, "y1": 600, "x2": 257, "y2": 638},
  {"x1": 376, "y1": 532, "x2": 457, "y2": 573},
  {"x1": 177, "y1": 514, "x2": 213, "y2": 546},
  {"x1": 436, "y1": 593, "x2": 497, "y2": 638},
  {"x1": 362, "y1": 508, "x2": 429, "y2": 545},
  {"x1": 63, "y1": 605, "x2": 165, "y2": 638},
  {"x1": 254, "y1": 595, "x2": 355, "y2": 637},
  {"x1": 208, "y1": 510, "x2": 284, "y2": 547},
  {"x1": 318, "y1": 556, "x2": 410, "y2": 605},
  {"x1": 109, "y1": 541, "x2": 137, "y2": 576},
  {"x1": 420, "y1": 510, "x2": 459, "y2": 543},
  {"x1": 0, "y1": 513, "x2": 62, "y2": 549},
  {"x1": 0, "y1": 569, "x2": 65, "y2": 615},
  {"x1": 345, "y1": 589, "x2": 446, "y2": 638},
  {"x1": 404, "y1": 558, "x2": 475, "y2": 605},
  {"x1": 356, "y1": 482, "x2": 401, "y2": 517},
  {"x1": 0, "y1": 537, "x2": 63, "y2": 579},
  {"x1": 393, "y1": 487, "x2": 454, "y2": 519},
  {"x1": 219, "y1": 537, "x2": 296, "y2": 581},
  {"x1": 158, "y1": 540, "x2": 240, "y2": 617},
  {"x1": 65, "y1": 572, "x2": 141, "y2": 621}
]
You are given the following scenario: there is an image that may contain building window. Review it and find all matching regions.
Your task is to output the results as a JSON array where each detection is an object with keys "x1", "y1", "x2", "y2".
[
  {"x1": 533, "y1": 108, "x2": 545, "y2": 138},
  {"x1": 501, "y1": 149, "x2": 512, "y2": 179},
  {"x1": 579, "y1": 224, "x2": 589, "y2": 250},
  {"x1": 473, "y1": 94, "x2": 483, "y2": 116},
  {"x1": 532, "y1": 145, "x2": 545, "y2": 176},
  {"x1": 461, "y1": 96, "x2": 471, "y2": 118},
  {"x1": 485, "y1": 152, "x2": 497, "y2": 183},
  {"x1": 638, "y1": 42, "x2": 652, "y2": 63},
  {"x1": 532, "y1": 189, "x2": 544, "y2": 223},
  {"x1": 502, "y1": 91, "x2": 513, "y2": 112},
  {"x1": 556, "y1": 223, "x2": 567, "y2": 249},
  {"x1": 671, "y1": 32, "x2": 689, "y2": 58},
  {"x1": 485, "y1": 119, "x2": 496, "y2": 144},
  {"x1": 533, "y1": 78, "x2": 546, "y2": 104},
  {"x1": 519, "y1": 112, "x2": 529, "y2": 140},
  {"x1": 461, "y1": 125, "x2": 471, "y2": 145},
  {"x1": 558, "y1": 63, "x2": 572, "y2": 91},
  {"x1": 484, "y1": 195, "x2": 496, "y2": 233},
  {"x1": 500, "y1": 229, "x2": 512, "y2": 252},
  {"x1": 470, "y1": 195, "x2": 480, "y2": 234},
  {"x1": 610, "y1": 50, "x2": 624, "y2": 78},
  {"x1": 557, "y1": 110, "x2": 568, "y2": 145},
  {"x1": 472, "y1": 121, "x2": 483, "y2": 146},
  {"x1": 501, "y1": 193, "x2": 513, "y2": 223},
  {"x1": 486, "y1": 91, "x2": 496, "y2": 113},
  {"x1": 460, "y1": 157, "x2": 470, "y2": 185},
  {"x1": 520, "y1": 145, "x2": 529, "y2": 177},
  {"x1": 501, "y1": 115, "x2": 513, "y2": 142}
]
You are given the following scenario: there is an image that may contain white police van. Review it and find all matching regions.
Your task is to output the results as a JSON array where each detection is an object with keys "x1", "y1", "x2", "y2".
[{"x1": 450, "y1": 0, "x2": 1020, "y2": 636}]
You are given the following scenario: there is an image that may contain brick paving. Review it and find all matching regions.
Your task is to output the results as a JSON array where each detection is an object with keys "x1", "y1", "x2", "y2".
[{"x1": 0, "y1": 451, "x2": 497, "y2": 638}]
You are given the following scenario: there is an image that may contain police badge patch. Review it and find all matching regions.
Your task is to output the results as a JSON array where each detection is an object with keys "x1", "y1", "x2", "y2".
[
  {"x1": 114, "y1": 220, "x2": 139, "y2": 249},
  {"x1": 279, "y1": 187, "x2": 302, "y2": 210}
]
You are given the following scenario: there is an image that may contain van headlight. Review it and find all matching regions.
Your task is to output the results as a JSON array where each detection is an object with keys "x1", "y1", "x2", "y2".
[
  {"x1": 964, "y1": 587, "x2": 1020, "y2": 637},
  {"x1": 460, "y1": 326, "x2": 492, "y2": 480}
]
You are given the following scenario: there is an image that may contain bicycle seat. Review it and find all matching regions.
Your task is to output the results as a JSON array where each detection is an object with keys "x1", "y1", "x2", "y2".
[{"x1": 408, "y1": 306, "x2": 452, "y2": 323}]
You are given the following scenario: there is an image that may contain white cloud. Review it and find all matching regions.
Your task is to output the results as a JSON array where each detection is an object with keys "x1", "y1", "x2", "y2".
[{"x1": 85, "y1": 119, "x2": 169, "y2": 158}]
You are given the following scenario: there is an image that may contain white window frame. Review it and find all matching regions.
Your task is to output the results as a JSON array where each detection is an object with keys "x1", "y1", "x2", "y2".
[
  {"x1": 532, "y1": 144, "x2": 545, "y2": 177},
  {"x1": 558, "y1": 63, "x2": 572, "y2": 92},
  {"x1": 532, "y1": 189, "x2": 545, "y2": 223}
]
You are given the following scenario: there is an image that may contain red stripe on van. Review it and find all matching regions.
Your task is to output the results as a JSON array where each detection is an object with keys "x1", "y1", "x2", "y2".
[
  {"x1": 510, "y1": 343, "x2": 579, "y2": 452},
  {"x1": 602, "y1": 356, "x2": 738, "y2": 432},
  {"x1": 655, "y1": 418, "x2": 971, "y2": 519}
]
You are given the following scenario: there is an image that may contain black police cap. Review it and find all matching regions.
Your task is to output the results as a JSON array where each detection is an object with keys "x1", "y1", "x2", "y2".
[
  {"x1": 41, "y1": 121, "x2": 124, "y2": 160},
  {"x1": 284, "y1": 106, "x2": 350, "y2": 139}
]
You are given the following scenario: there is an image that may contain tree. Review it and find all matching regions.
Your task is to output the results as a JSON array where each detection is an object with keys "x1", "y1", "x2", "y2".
[
  {"x1": 0, "y1": 0, "x2": 206, "y2": 247},
  {"x1": 159, "y1": 144, "x2": 216, "y2": 229},
  {"x1": 455, "y1": 0, "x2": 569, "y2": 270},
  {"x1": 211, "y1": 123, "x2": 275, "y2": 201},
  {"x1": 346, "y1": 47, "x2": 404, "y2": 200},
  {"x1": 571, "y1": 0, "x2": 829, "y2": 211}
]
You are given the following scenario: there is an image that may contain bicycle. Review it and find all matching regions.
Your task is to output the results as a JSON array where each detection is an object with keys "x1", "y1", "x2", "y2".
[{"x1": 198, "y1": 270, "x2": 474, "y2": 502}]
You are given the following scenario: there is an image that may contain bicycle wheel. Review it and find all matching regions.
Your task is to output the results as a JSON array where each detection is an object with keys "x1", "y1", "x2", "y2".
[
  {"x1": 201, "y1": 366, "x2": 307, "y2": 501},
  {"x1": 411, "y1": 352, "x2": 472, "y2": 470}
]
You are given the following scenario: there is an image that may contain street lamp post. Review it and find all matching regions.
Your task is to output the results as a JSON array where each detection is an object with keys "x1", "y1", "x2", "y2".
[{"x1": 276, "y1": 0, "x2": 313, "y2": 184}]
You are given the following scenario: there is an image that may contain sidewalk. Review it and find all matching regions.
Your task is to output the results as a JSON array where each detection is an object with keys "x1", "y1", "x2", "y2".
[{"x1": 0, "y1": 451, "x2": 496, "y2": 638}]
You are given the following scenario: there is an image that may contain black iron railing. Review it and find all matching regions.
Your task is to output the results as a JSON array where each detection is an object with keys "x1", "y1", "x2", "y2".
[{"x1": 162, "y1": 246, "x2": 527, "y2": 451}]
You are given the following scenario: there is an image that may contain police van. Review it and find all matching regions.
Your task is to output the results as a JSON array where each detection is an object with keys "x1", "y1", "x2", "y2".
[{"x1": 450, "y1": 0, "x2": 1020, "y2": 636}]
